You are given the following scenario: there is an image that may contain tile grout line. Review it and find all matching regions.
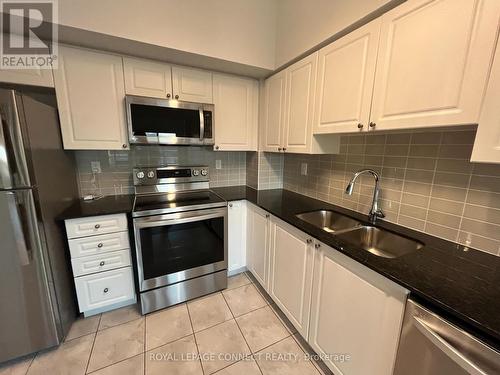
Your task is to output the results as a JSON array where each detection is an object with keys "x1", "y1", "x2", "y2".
[
  {"x1": 185, "y1": 302, "x2": 205, "y2": 375},
  {"x1": 84, "y1": 314, "x2": 102, "y2": 374},
  {"x1": 23, "y1": 353, "x2": 36, "y2": 375}
]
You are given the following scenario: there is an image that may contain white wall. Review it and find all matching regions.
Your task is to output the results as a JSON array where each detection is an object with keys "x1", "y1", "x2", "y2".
[
  {"x1": 275, "y1": 0, "x2": 398, "y2": 68},
  {"x1": 58, "y1": 0, "x2": 277, "y2": 70}
]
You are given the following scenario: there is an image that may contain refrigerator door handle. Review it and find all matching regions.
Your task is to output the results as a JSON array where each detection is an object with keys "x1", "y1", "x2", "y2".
[
  {"x1": 6, "y1": 191, "x2": 31, "y2": 265},
  {"x1": 0, "y1": 90, "x2": 31, "y2": 189}
]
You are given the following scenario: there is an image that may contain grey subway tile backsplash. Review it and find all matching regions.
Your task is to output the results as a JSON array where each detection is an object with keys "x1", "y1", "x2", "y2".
[{"x1": 283, "y1": 128, "x2": 500, "y2": 256}]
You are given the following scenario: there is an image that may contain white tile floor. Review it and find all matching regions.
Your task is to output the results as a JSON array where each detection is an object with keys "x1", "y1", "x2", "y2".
[{"x1": 0, "y1": 272, "x2": 331, "y2": 375}]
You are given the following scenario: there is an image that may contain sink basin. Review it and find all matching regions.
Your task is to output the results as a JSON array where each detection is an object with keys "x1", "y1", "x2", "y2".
[
  {"x1": 335, "y1": 226, "x2": 424, "y2": 258},
  {"x1": 296, "y1": 210, "x2": 361, "y2": 233}
]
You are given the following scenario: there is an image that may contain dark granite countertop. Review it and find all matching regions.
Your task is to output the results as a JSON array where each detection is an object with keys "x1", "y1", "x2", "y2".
[
  {"x1": 56, "y1": 194, "x2": 134, "y2": 220},
  {"x1": 212, "y1": 186, "x2": 500, "y2": 349}
]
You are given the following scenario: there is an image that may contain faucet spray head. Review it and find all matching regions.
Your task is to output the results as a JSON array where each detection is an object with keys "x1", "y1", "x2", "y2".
[{"x1": 345, "y1": 181, "x2": 354, "y2": 195}]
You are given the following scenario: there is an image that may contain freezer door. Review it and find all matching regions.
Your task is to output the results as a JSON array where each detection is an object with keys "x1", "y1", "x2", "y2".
[
  {"x1": 0, "y1": 189, "x2": 59, "y2": 362},
  {"x1": 0, "y1": 89, "x2": 31, "y2": 189}
]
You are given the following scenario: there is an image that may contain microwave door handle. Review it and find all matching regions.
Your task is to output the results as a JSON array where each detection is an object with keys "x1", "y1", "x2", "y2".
[
  {"x1": 413, "y1": 317, "x2": 488, "y2": 375},
  {"x1": 6, "y1": 192, "x2": 31, "y2": 266},
  {"x1": 199, "y1": 108, "x2": 204, "y2": 141}
]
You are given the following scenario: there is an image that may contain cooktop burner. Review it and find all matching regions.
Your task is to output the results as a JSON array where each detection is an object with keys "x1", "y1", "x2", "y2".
[{"x1": 133, "y1": 190, "x2": 226, "y2": 217}]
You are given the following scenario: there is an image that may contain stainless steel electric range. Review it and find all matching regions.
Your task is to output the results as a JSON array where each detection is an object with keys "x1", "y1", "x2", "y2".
[{"x1": 132, "y1": 166, "x2": 227, "y2": 314}]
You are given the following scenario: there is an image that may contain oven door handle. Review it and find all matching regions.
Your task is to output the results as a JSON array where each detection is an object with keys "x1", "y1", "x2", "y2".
[{"x1": 134, "y1": 211, "x2": 225, "y2": 229}]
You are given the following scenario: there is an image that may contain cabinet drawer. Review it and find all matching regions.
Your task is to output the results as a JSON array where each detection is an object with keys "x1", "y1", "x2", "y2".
[
  {"x1": 65, "y1": 214, "x2": 128, "y2": 239},
  {"x1": 74, "y1": 267, "x2": 135, "y2": 313},
  {"x1": 71, "y1": 249, "x2": 131, "y2": 277},
  {"x1": 68, "y1": 231, "x2": 130, "y2": 258}
]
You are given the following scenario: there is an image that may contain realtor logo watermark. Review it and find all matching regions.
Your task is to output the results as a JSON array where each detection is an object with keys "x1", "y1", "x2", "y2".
[{"x1": 1, "y1": 0, "x2": 57, "y2": 69}]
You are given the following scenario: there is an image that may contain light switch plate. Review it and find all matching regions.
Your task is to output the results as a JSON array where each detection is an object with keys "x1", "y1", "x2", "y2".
[
  {"x1": 91, "y1": 161, "x2": 101, "y2": 174},
  {"x1": 300, "y1": 163, "x2": 308, "y2": 176},
  {"x1": 215, "y1": 160, "x2": 222, "y2": 169}
]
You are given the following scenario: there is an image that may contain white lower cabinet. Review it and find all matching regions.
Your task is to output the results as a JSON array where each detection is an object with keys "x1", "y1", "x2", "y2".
[
  {"x1": 268, "y1": 217, "x2": 314, "y2": 337},
  {"x1": 65, "y1": 214, "x2": 136, "y2": 316},
  {"x1": 228, "y1": 200, "x2": 247, "y2": 274},
  {"x1": 308, "y1": 242, "x2": 408, "y2": 375},
  {"x1": 246, "y1": 202, "x2": 271, "y2": 288},
  {"x1": 74, "y1": 267, "x2": 135, "y2": 313}
]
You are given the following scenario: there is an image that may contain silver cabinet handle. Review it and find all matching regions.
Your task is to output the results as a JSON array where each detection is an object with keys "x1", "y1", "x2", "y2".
[
  {"x1": 357, "y1": 123, "x2": 364, "y2": 129},
  {"x1": 228, "y1": 203, "x2": 233, "y2": 207},
  {"x1": 215, "y1": 145, "x2": 219, "y2": 150},
  {"x1": 94, "y1": 224, "x2": 100, "y2": 229},
  {"x1": 103, "y1": 288, "x2": 109, "y2": 293},
  {"x1": 306, "y1": 238, "x2": 313, "y2": 244},
  {"x1": 99, "y1": 261, "x2": 105, "y2": 267},
  {"x1": 277, "y1": 147, "x2": 282, "y2": 151},
  {"x1": 166, "y1": 93, "x2": 171, "y2": 98},
  {"x1": 314, "y1": 243, "x2": 321, "y2": 249},
  {"x1": 265, "y1": 214, "x2": 270, "y2": 218},
  {"x1": 369, "y1": 122, "x2": 376, "y2": 128},
  {"x1": 122, "y1": 144, "x2": 127, "y2": 149},
  {"x1": 413, "y1": 317, "x2": 488, "y2": 375},
  {"x1": 175, "y1": 95, "x2": 179, "y2": 99},
  {"x1": 97, "y1": 243, "x2": 103, "y2": 248},
  {"x1": 282, "y1": 147, "x2": 287, "y2": 152}
]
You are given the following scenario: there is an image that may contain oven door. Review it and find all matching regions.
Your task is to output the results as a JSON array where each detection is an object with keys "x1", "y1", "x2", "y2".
[
  {"x1": 133, "y1": 207, "x2": 227, "y2": 292},
  {"x1": 126, "y1": 95, "x2": 214, "y2": 145}
]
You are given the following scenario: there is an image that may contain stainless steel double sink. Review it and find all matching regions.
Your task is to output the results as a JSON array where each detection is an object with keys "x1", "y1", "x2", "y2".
[{"x1": 296, "y1": 210, "x2": 424, "y2": 258}]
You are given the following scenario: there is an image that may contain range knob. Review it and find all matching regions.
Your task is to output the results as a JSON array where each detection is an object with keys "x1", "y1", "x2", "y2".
[
  {"x1": 201, "y1": 169, "x2": 208, "y2": 176},
  {"x1": 147, "y1": 171, "x2": 155, "y2": 179},
  {"x1": 192, "y1": 169, "x2": 200, "y2": 176},
  {"x1": 136, "y1": 171, "x2": 145, "y2": 179}
]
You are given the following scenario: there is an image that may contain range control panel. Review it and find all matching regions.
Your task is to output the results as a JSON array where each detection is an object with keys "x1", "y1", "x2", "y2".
[{"x1": 133, "y1": 166, "x2": 209, "y2": 186}]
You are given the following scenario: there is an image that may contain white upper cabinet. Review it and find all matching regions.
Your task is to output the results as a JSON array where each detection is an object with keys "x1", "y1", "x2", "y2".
[
  {"x1": 283, "y1": 53, "x2": 317, "y2": 153},
  {"x1": 123, "y1": 57, "x2": 172, "y2": 99},
  {"x1": 213, "y1": 73, "x2": 259, "y2": 151},
  {"x1": 0, "y1": 68, "x2": 54, "y2": 87},
  {"x1": 471, "y1": 33, "x2": 500, "y2": 164},
  {"x1": 313, "y1": 19, "x2": 381, "y2": 134},
  {"x1": 172, "y1": 66, "x2": 213, "y2": 103},
  {"x1": 261, "y1": 70, "x2": 286, "y2": 152},
  {"x1": 370, "y1": 0, "x2": 500, "y2": 131},
  {"x1": 269, "y1": 218, "x2": 314, "y2": 337},
  {"x1": 53, "y1": 46, "x2": 128, "y2": 150},
  {"x1": 309, "y1": 243, "x2": 408, "y2": 375}
]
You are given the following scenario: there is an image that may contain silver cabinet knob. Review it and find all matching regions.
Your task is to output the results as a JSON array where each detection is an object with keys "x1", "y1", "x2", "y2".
[
  {"x1": 94, "y1": 224, "x2": 100, "y2": 229},
  {"x1": 357, "y1": 123, "x2": 364, "y2": 129},
  {"x1": 175, "y1": 95, "x2": 179, "y2": 99},
  {"x1": 166, "y1": 93, "x2": 171, "y2": 98},
  {"x1": 314, "y1": 243, "x2": 321, "y2": 249},
  {"x1": 122, "y1": 144, "x2": 127, "y2": 149},
  {"x1": 282, "y1": 147, "x2": 287, "y2": 152},
  {"x1": 99, "y1": 261, "x2": 105, "y2": 266},
  {"x1": 306, "y1": 238, "x2": 313, "y2": 244},
  {"x1": 228, "y1": 203, "x2": 233, "y2": 207},
  {"x1": 369, "y1": 122, "x2": 376, "y2": 128},
  {"x1": 265, "y1": 214, "x2": 270, "y2": 218},
  {"x1": 278, "y1": 147, "x2": 282, "y2": 151},
  {"x1": 103, "y1": 288, "x2": 109, "y2": 293},
  {"x1": 215, "y1": 146, "x2": 219, "y2": 150},
  {"x1": 97, "y1": 243, "x2": 103, "y2": 248}
]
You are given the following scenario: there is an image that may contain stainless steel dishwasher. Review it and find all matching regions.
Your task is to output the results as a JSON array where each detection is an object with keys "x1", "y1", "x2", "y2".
[{"x1": 393, "y1": 299, "x2": 500, "y2": 375}]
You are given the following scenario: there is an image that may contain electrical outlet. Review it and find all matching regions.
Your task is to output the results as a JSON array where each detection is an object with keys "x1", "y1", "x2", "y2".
[
  {"x1": 90, "y1": 161, "x2": 101, "y2": 174},
  {"x1": 300, "y1": 163, "x2": 308, "y2": 176},
  {"x1": 215, "y1": 160, "x2": 222, "y2": 170}
]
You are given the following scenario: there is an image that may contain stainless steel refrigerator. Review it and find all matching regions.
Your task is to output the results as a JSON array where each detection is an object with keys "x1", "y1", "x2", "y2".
[{"x1": 0, "y1": 87, "x2": 79, "y2": 363}]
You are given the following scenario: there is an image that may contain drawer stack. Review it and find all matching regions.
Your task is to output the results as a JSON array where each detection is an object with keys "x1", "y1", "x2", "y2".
[{"x1": 64, "y1": 213, "x2": 136, "y2": 316}]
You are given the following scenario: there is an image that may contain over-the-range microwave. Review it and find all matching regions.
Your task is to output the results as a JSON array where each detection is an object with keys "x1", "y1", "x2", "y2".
[{"x1": 125, "y1": 95, "x2": 214, "y2": 146}]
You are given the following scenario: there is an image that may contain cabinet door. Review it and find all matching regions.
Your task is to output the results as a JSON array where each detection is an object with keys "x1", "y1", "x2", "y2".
[
  {"x1": 213, "y1": 74, "x2": 258, "y2": 151},
  {"x1": 471, "y1": 33, "x2": 500, "y2": 164},
  {"x1": 246, "y1": 203, "x2": 270, "y2": 289},
  {"x1": 123, "y1": 57, "x2": 172, "y2": 98},
  {"x1": 314, "y1": 19, "x2": 380, "y2": 134},
  {"x1": 53, "y1": 46, "x2": 128, "y2": 150},
  {"x1": 371, "y1": 0, "x2": 500, "y2": 131},
  {"x1": 228, "y1": 201, "x2": 247, "y2": 273},
  {"x1": 0, "y1": 68, "x2": 54, "y2": 87},
  {"x1": 309, "y1": 243, "x2": 408, "y2": 375},
  {"x1": 261, "y1": 70, "x2": 286, "y2": 152},
  {"x1": 283, "y1": 53, "x2": 317, "y2": 153},
  {"x1": 269, "y1": 218, "x2": 314, "y2": 337},
  {"x1": 172, "y1": 66, "x2": 213, "y2": 103}
]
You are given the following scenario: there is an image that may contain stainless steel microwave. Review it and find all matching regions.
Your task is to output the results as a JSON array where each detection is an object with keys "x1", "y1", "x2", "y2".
[{"x1": 126, "y1": 95, "x2": 214, "y2": 146}]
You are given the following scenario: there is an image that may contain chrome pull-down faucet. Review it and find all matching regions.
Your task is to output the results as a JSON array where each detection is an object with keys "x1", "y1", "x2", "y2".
[{"x1": 345, "y1": 169, "x2": 385, "y2": 224}]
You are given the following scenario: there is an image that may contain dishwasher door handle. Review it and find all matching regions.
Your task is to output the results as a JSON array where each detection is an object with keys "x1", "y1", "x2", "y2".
[{"x1": 413, "y1": 317, "x2": 487, "y2": 375}]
